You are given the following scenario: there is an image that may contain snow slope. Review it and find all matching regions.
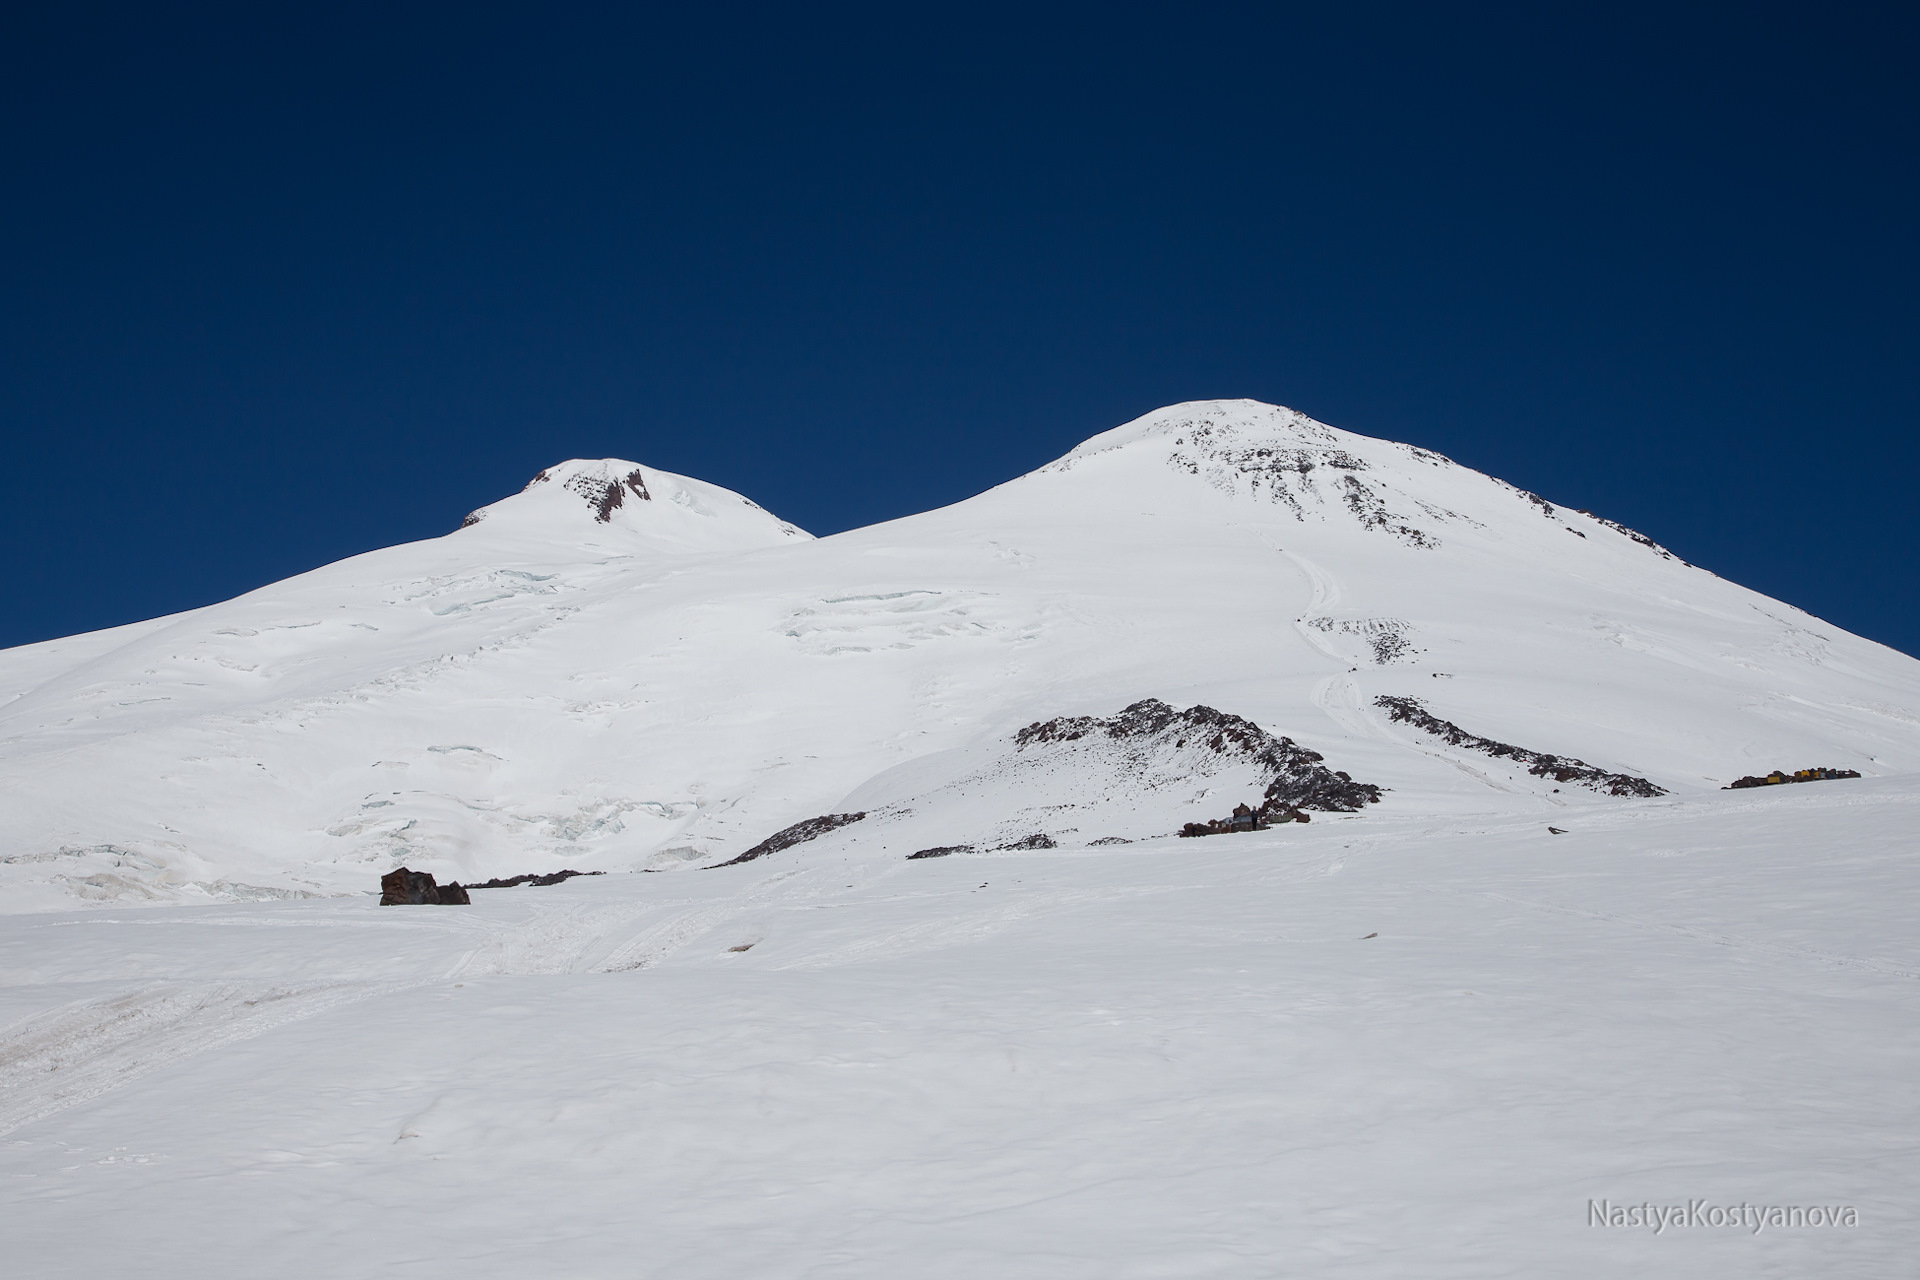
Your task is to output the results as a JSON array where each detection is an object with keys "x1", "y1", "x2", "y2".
[
  {"x1": 2, "y1": 401, "x2": 1914, "y2": 907},
  {"x1": 2, "y1": 776, "x2": 1914, "y2": 1277},
  {"x1": 3, "y1": 401, "x2": 1918, "y2": 1276}
]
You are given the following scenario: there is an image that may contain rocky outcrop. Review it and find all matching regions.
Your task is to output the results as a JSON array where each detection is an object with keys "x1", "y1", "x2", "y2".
[
  {"x1": 1575, "y1": 509, "x2": 1687, "y2": 564},
  {"x1": 1179, "y1": 802, "x2": 1310, "y2": 839},
  {"x1": 1374, "y1": 696, "x2": 1666, "y2": 797},
  {"x1": 1726, "y1": 767, "x2": 1861, "y2": 790},
  {"x1": 520, "y1": 465, "x2": 655, "y2": 523},
  {"x1": 1305, "y1": 616, "x2": 1419, "y2": 664},
  {"x1": 466, "y1": 869, "x2": 604, "y2": 889},
  {"x1": 907, "y1": 845, "x2": 971, "y2": 860},
  {"x1": 1016, "y1": 699, "x2": 1384, "y2": 813},
  {"x1": 381, "y1": 866, "x2": 604, "y2": 901},
  {"x1": 1150, "y1": 408, "x2": 1441, "y2": 547},
  {"x1": 379, "y1": 867, "x2": 469, "y2": 905},
  {"x1": 708, "y1": 812, "x2": 868, "y2": 868}
]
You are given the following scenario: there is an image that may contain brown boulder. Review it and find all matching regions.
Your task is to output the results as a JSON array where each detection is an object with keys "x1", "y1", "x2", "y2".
[{"x1": 379, "y1": 867, "x2": 467, "y2": 905}]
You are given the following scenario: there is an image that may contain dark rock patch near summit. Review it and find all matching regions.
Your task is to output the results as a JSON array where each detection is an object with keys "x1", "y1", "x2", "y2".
[
  {"x1": 1575, "y1": 510, "x2": 1688, "y2": 565},
  {"x1": 1374, "y1": 695, "x2": 1666, "y2": 797},
  {"x1": 565, "y1": 474, "x2": 627, "y2": 522},
  {"x1": 709, "y1": 812, "x2": 868, "y2": 868}
]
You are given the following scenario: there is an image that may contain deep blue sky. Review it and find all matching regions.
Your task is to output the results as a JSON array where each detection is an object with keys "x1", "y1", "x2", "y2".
[{"x1": 3, "y1": 2, "x2": 1915, "y2": 655}]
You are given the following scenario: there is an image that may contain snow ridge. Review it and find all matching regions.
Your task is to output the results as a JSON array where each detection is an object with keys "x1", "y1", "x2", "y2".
[
  {"x1": 1375, "y1": 695, "x2": 1666, "y2": 797},
  {"x1": 1013, "y1": 699, "x2": 1384, "y2": 814}
]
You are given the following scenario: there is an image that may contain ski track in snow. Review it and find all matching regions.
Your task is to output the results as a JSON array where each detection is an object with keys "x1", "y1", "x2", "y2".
[
  {"x1": 2, "y1": 778, "x2": 1919, "y2": 1277},
  {"x1": 1286, "y1": 550, "x2": 1535, "y2": 797},
  {"x1": 0, "y1": 978, "x2": 419, "y2": 1138}
]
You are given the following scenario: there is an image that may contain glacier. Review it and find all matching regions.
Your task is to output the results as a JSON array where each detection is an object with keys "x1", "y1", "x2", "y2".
[{"x1": 2, "y1": 401, "x2": 1916, "y2": 1276}]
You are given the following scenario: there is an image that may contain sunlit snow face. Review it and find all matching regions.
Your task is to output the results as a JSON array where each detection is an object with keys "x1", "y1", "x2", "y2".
[{"x1": 0, "y1": 399, "x2": 1910, "y2": 909}]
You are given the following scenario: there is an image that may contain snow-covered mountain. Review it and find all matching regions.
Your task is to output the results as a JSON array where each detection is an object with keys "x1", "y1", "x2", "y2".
[
  {"x1": 7, "y1": 401, "x2": 1920, "y2": 1278},
  {"x1": 3, "y1": 400, "x2": 1917, "y2": 909}
]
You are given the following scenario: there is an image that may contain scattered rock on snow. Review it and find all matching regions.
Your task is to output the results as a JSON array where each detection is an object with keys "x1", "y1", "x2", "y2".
[
  {"x1": 1016, "y1": 698, "x2": 1384, "y2": 813},
  {"x1": 1726, "y1": 767, "x2": 1862, "y2": 790},
  {"x1": 466, "y1": 869, "x2": 604, "y2": 889},
  {"x1": 716, "y1": 699, "x2": 1382, "y2": 870},
  {"x1": 709, "y1": 812, "x2": 868, "y2": 868},
  {"x1": 1305, "y1": 616, "x2": 1420, "y2": 664},
  {"x1": 1179, "y1": 801, "x2": 1312, "y2": 838},
  {"x1": 1373, "y1": 695, "x2": 1666, "y2": 798}
]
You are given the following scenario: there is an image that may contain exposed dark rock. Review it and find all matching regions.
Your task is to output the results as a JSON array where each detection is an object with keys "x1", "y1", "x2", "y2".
[
  {"x1": 994, "y1": 833, "x2": 1057, "y2": 850},
  {"x1": 437, "y1": 881, "x2": 472, "y2": 904},
  {"x1": 1088, "y1": 836, "x2": 1133, "y2": 846},
  {"x1": 1014, "y1": 698, "x2": 1384, "y2": 813},
  {"x1": 565, "y1": 473, "x2": 626, "y2": 522},
  {"x1": 624, "y1": 469, "x2": 651, "y2": 501},
  {"x1": 1154, "y1": 414, "x2": 1442, "y2": 547},
  {"x1": 1179, "y1": 801, "x2": 1309, "y2": 839},
  {"x1": 1306, "y1": 616, "x2": 1417, "y2": 664},
  {"x1": 908, "y1": 845, "x2": 971, "y2": 860},
  {"x1": 380, "y1": 866, "x2": 466, "y2": 905},
  {"x1": 1574, "y1": 510, "x2": 1687, "y2": 564},
  {"x1": 1547, "y1": 827, "x2": 1567, "y2": 835},
  {"x1": 1726, "y1": 767, "x2": 1862, "y2": 790},
  {"x1": 460, "y1": 510, "x2": 485, "y2": 529},
  {"x1": 1373, "y1": 695, "x2": 1667, "y2": 797},
  {"x1": 1165, "y1": 417, "x2": 1365, "y2": 519},
  {"x1": 1339, "y1": 474, "x2": 1438, "y2": 548},
  {"x1": 708, "y1": 812, "x2": 868, "y2": 868},
  {"x1": 467, "y1": 868, "x2": 605, "y2": 890},
  {"x1": 1517, "y1": 489, "x2": 1557, "y2": 518}
]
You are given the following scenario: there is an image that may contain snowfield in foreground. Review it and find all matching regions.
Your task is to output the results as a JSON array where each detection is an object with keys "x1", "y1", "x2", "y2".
[
  {"x1": 2, "y1": 400, "x2": 1917, "y2": 1275},
  {"x1": 3, "y1": 777, "x2": 1915, "y2": 1277}
]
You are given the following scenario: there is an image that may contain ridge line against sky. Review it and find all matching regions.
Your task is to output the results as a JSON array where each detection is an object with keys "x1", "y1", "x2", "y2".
[{"x1": 1, "y1": 2, "x2": 1914, "y2": 655}]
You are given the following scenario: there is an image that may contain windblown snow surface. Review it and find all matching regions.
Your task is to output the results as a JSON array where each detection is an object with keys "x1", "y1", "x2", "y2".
[{"x1": 3, "y1": 403, "x2": 1918, "y2": 1276}]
